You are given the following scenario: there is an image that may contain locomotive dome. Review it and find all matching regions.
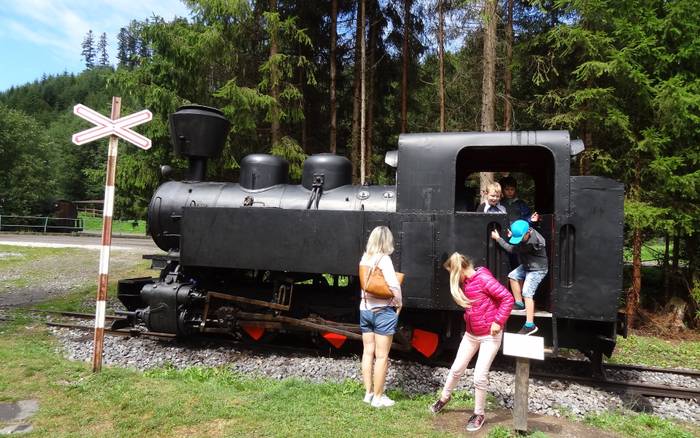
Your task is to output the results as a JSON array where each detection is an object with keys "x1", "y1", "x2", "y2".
[
  {"x1": 239, "y1": 154, "x2": 289, "y2": 190},
  {"x1": 301, "y1": 153, "x2": 352, "y2": 190}
]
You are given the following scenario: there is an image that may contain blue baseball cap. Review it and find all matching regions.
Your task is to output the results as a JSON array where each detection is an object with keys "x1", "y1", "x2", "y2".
[{"x1": 509, "y1": 220, "x2": 530, "y2": 244}]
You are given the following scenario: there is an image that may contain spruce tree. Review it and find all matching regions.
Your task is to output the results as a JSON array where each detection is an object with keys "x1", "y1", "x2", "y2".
[
  {"x1": 117, "y1": 27, "x2": 129, "y2": 67},
  {"x1": 81, "y1": 30, "x2": 96, "y2": 69},
  {"x1": 97, "y1": 32, "x2": 109, "y2": 66}
]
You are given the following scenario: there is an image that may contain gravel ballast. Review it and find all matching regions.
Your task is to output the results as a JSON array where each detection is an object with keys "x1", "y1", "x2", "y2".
[{"x1": 50, "y1": 327, "x2": 699, "y2": 424}]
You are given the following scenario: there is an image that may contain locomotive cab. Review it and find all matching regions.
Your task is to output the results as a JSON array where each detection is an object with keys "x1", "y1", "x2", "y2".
[{"x1": 454, "y1": 146, "x2": 556, "y2": 312}]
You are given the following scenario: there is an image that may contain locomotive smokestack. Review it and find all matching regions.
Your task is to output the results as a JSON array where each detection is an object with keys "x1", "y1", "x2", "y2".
[{"x1": 169, "y1": 105, "x2": 232, "y2": 181}]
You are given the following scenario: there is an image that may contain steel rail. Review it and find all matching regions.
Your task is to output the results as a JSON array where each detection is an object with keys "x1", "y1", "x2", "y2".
[
  {"x1": 28, "y1": 309, "x2": 126, "y2": 321},
  {"x1": 46, "y1": 321, "x2": 175, "y2": 338},
  {"x1": 531, "y1": 371, "x2": 699, "y2": 400},
  {"x1": 604, "y1": 362, "x2": 700, "y2": 378}
]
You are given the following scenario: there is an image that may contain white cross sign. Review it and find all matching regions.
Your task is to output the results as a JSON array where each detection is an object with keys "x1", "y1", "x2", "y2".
[{"x1": 72, "y1": 104, "x2": 153, "y2": 149}]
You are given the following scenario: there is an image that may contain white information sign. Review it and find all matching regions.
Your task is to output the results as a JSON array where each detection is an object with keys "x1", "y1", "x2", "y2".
[{"x1": 503, "y1": 332, "x2": 545, "y2": 360}]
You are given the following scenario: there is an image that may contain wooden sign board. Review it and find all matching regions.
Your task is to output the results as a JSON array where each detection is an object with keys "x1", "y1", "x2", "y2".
[{"x1": 503, "y1": 332, "x2": 545, "y2": 360}]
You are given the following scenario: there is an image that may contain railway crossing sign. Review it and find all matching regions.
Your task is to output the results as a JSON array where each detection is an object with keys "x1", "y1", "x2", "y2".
[
  {"x1": 72, "y1": 97, "x2": 152, "y2": 372},
  {"x1": 72, "y1": 103, "x2": 152, "y2": 149}
]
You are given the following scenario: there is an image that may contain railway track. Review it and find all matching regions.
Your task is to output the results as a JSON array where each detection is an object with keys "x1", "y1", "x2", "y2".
[{"x1": 32, "y1": 309, "x2": 700, "y2": 401}]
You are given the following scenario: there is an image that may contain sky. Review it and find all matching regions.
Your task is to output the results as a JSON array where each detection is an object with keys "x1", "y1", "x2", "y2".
[{"x1": 0, "y1": 0, "x2": 192, "y2": 92}]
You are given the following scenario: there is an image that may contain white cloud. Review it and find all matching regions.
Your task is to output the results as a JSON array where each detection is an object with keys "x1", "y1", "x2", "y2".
[{"x1": 3, "y1": 0, "x2": 190, "y2": 63}]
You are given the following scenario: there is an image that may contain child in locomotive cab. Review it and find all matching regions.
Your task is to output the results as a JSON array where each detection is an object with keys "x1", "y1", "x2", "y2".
[
  {"x1": 359, "y1": 226, "x2": 402, "y2": 408},
  {"x1": 491, "y1": 220, "x2": 548, "y2": 335},
  {"x1": 498, "y1": 176, "x2": 540, "y2": 269},
  {"x1": 476, "y1": 182, "x2": 506, "y2": 214},
  {"x1": 430, "y1": 253, "x2": 514, "y2": 432},
  {"x1": 499, "y1": 176, "x2": 533, "y2": 224}
]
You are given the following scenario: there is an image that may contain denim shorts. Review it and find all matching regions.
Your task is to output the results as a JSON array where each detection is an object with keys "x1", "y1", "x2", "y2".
[
  {"x1": 359, "y1": 307, "x2": 398, "y2": 336},
  {"x1": 508, "y1": 265, "x2": 548, "y2": 298}
]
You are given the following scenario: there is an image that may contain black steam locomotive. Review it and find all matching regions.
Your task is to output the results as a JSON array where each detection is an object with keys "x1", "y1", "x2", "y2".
[{"x1": 118, "y1": 105, "x2": 625, "y2": 363}]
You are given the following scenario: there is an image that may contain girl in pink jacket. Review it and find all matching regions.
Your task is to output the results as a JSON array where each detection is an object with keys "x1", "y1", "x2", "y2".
[{"x1": 430, "y1": 252, "x2": 514, "y2": 432}]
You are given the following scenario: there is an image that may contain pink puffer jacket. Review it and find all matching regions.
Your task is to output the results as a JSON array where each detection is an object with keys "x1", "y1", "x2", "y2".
[{"x1": 461, "y1": 267, "x2": 514, "y2": 336}]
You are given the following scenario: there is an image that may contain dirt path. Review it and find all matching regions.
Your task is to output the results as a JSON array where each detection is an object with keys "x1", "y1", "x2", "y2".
[
  {"x1": 0, "y1": 246, "x2": 153, "y2": 307},
  {"x1": 433, "y1": 408, "x2": 622, "y2": 437}
]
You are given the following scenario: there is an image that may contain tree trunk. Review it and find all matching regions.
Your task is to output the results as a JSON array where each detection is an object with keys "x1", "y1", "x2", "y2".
[
  {"x1": 400, "y1": 0, "x2": 411, "y2": 133},
  {"x1": 663, "y1": 232, "x2": 670, "y2": 301},
  {"x1": 329, "y1": 0, "x2": 338, "y2": 154},
  {"x1": 626, "y1": 159, "x2": 643, "y2": 329},
  {"x1": 366, "y1": 0, "x2": 378, "y2": 180},
  {"x1": 672, "y1": 231, "x2": 680, "y2": 272},
  {"x1": 350, "y1": 1, "x2": 362, "y2": 183},
  {"x1": 480, "y1": 0, "x2": 497, "y2": 132},
  {"x1": 360, "y1": 0, "x2": 367, "y2": 183},
  {"x1": 437, "y1": 0, "x2": 446, "y2": 132},
  {"x1": 503, "y1": 0, "x2": 513, "y2": 130},
  {"x1": 269, "y1": 0, "x2": 281, "y2": 146},
  {"x1": 479, "y1": 0, "x2": 498, "y2": 202},
  {"x1": 627, "y1": 227, "x2": 642, "y2": 328},
  {"x1": 685, "y1": 232, "x2": 700, "y2": 328}
]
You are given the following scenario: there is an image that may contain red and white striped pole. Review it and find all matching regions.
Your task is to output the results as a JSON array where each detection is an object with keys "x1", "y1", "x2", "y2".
[
  {"x1": 92, "y1": 96, "x2": 121, "y2": 372},
  {"x1": 72, "y1": 97, "x2": 152, "y2": 372}
]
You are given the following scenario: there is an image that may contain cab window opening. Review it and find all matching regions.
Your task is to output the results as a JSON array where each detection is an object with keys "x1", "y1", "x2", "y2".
[{"x1": 454, "y1": 146, "x2": 555, "y2": 214}]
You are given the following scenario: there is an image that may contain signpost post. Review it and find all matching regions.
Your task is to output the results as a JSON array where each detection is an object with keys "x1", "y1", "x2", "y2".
[
  {"x1": 72, "y1": 97, "x2": 152, "y2": 372},
  {"x1": 503, "y1": 332, "x2": 545, "y2": 433}
]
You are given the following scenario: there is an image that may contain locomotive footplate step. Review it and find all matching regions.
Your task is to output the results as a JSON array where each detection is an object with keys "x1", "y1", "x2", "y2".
[
  {"x1": 509, "y1": 310, "x2": 552, "y2": 317},
  {"x1": 143, "y1": 253, "x2": 179, "y2": 269}
]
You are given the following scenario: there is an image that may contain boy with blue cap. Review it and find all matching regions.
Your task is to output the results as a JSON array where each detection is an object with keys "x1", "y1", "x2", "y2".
[{"x1": 490, "y1": 219, "x2": 548, "y2": 335}]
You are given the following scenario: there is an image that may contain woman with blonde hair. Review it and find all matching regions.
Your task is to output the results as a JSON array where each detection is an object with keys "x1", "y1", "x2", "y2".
[
  {"x1": 430, "y1": 252, "x2": 513, "y2": 432},
  {"x1": 359, "y1": 226, "x2": 402, "y2": 408}
]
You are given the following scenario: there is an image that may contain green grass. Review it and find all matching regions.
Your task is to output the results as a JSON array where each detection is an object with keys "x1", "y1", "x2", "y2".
[
  {"x1": 485, "y1": 426, "x2": 549, "y2": 438},
  {"x1": 0, "y1": 245, "x2": 82, "y2": 268},
  {"x1": 79, "y1": 213, "x2": 146, "y2": 234},
  {"x1": 1, "y1": 245, "x2": 698, "y2": 437},
  {"x1": 584, "y1": 411, "x2": 698, "y2": 438},
  {"x1": 623, "y1": 239, "x2": 665, "y2": 263},
  {"x1": 0, "y1": 320, "x2": 460, "y2": 437},
  {"x1": 2, "y1": 314, "x2": 697, "y2": 438},
  {"x1": 609, "y1": 334, "x2": 700, "y2": 370}
]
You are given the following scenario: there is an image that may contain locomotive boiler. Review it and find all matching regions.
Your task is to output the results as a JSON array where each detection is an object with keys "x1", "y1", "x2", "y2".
[{"x1": 118, "y1": 105, "x2": 626, "y2": 363}]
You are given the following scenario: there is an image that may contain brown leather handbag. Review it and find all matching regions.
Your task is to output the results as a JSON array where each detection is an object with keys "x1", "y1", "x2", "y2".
[{"x1": 359, "y1": 264, "x2": 404, "y2": 299}]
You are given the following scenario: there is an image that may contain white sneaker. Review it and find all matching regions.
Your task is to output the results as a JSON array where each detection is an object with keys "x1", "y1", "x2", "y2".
[
  {"x1": 370, "y1": 394, "x2": 395, "y2": 408},
  {"x1": 363, "y1": 392, "x2": 373, "y2": 403}
]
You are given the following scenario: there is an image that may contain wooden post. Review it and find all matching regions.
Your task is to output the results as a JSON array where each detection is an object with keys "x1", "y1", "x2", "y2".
[
  {"x1": 513, "y1": 357, "x2": 530, "y2": 432},
  {"x1": 92, "y1": 96, "x2": 121, "y2": 372}
]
